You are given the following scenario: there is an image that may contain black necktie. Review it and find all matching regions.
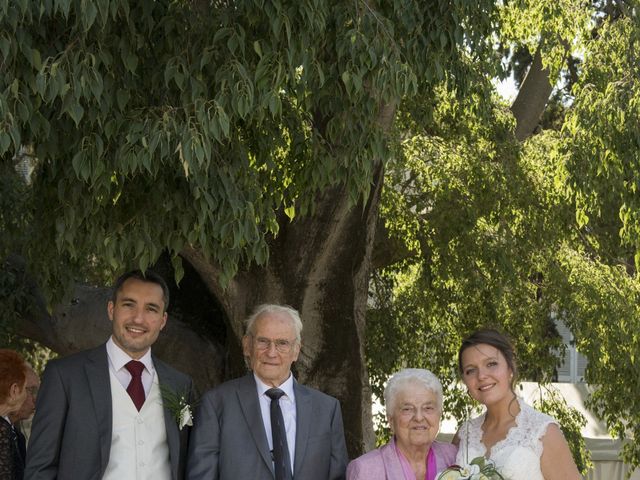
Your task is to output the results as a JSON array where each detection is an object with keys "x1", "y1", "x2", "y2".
[{"x1": 266, "y1": 388, "x2": 292, "y2": 480}]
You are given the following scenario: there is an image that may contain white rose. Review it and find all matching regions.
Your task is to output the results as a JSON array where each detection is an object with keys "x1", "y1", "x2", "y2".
[
  {"x1": 460, "y1": 464, "x2": 481, "y2": 479},
  {"x1": 178, "y1": 404, "x2": 193, "y2": 430}
]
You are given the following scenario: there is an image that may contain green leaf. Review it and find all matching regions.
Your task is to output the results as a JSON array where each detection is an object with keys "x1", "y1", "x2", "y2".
[
  {"x1": 116, "y1": 88, "x2": 130, "y2": 111},
  {"x1": 67, "y1": 100, "x2": 85, "y2": 126},
  {"x1": 81, "y1": 0, "x2": 98, "y2": 31},
  {"x1": 0, "y1": 133, "x2": 10, "y2": 154},
  {"x1": 30, "y1": 48, "x2": 42, "y2": 70},
  {"x1": 253, "y1": 40, "x2": 262, "y2": 57},
  {"x1": 56, "y1": 0, "x2": 72, "y2": 18},
  {"x1": 171, "y1": 255, "x2": 185, "y2": 284},
  {"x1": 0, "y1": 35, "x2": 10, "y2": 60},
  {"x1": 217, "y1": 104, "x2": 230, "y2": 138},
  {"x1": 123, "y1": 51, "x2": 138, "y2": 73},
  {"x1": 284, "y1": 205, "x2": 295, "y2": 220},
  {"x1": 341, "y1": 71, "x2": 350, "y2": 87},
  {"x1": 71, "y1": 151, "x2": 84, "y2": 177},
  {"x1": 10, "y1": 79, "x2": 19, "y2": 97},
  {"x1": 199, "y1": 48, "x2": 213, "y2": 70}
]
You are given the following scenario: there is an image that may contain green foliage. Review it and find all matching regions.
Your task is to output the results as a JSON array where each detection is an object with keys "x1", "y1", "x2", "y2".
[
  {"x1": 562, "y1": 13, "x2": 640, "y2": 268},
  {"x1": 534, "y1": 385, "x2": 592, "y2": 474},
  {"x1": 500, "y1": 0, "x2": 590, "y2": 78},
  {"x1": 368, "y1": 100, "x2": 577, "y2": 434},
  {"x1": 552, "y1": 249, "x2": 640, "y2": 471},
  {"x1": 0, "y1": 0, "x2": 500, "y2": 301},
  {"x1": 0, "y1": 258, "x2": 33, "y2": 340},
  {"x1": 368, "y1": 2, "x2": 640, "y2": 475},
  {"x1": 550, "y1": 13, "x2": 640, "y2": 469},
  {"x1": 0, "y1": 155, "x2": 31, "y2": 257},
  {"x1": 0, "y1": 255, "x2": 56, "y2": 374}
]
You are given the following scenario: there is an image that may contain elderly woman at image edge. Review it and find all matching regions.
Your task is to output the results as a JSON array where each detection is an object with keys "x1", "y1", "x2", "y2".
[{"x1": 347, "y1": 368, "x2": 456, "y2": 480}]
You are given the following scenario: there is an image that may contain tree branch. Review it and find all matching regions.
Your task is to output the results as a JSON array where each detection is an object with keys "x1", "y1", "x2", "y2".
[{"x1": 511, "y1": 48, "x2": 554, "y2": 141}]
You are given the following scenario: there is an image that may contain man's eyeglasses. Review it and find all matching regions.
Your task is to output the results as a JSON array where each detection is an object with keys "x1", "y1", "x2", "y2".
[{"x1": 252, "y1": 336, "x2": 296, "y2": 353}]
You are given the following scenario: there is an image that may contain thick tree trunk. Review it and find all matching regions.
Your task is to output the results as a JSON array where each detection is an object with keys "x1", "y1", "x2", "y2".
[{"x1": 182, "y1": 164, "x2": 385, "y2": 456}]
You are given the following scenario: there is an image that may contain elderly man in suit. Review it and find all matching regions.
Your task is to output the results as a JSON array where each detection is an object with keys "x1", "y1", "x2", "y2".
[
  {"x1": 25, "y1": 269, "x2": 194, "y2": 480},
  {"x1": 187, "y1": 304, "x2": 348, "y2": 480}
]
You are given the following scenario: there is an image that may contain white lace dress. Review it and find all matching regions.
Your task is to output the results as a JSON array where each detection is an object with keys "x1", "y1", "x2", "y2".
[{"x1": 455, "y1": 398, "x2": 557, "y2": 480}]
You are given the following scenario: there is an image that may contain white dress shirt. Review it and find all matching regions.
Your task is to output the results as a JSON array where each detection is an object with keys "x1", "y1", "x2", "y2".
[{"x1": 106, "y1": 337, "x2": 156, "y2": 396}]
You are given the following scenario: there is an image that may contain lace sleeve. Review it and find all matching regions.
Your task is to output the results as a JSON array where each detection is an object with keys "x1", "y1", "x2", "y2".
[
  {"x1": 0, "y1": 420, "x2": 14, "y2": 479},
  {"x1": 533, "y1": 415, "x2": 558, "y2": 458},
  {"x1": 512, "y1": 400, "x2": 557, "y2": 458}
]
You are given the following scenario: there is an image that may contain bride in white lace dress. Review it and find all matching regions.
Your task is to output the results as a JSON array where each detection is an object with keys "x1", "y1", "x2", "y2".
[{"x1": 452, "y1": 329, "x2": 580, "y2": 480}]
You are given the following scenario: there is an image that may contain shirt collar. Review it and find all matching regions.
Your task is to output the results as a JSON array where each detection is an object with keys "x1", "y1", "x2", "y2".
[
  {"x1": 254, "y1": 373, "x2": 295, "y2": 402},
  {"x1": 106, "y1": 336, "x2": 154, "y2": 373}
]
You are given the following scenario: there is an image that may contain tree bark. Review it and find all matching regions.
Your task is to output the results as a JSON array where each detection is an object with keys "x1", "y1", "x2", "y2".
[
  {"x1": 511, "y1": 48, "x2": 554, "y2": 141},
  {"x1": 182, "y1": 164, "x2": 385, "y2": 456}
]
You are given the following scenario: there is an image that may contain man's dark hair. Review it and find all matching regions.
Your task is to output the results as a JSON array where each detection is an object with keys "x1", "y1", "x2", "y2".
[{"x1": 111, "y1": 269, "x2": 170, "y2": 312}]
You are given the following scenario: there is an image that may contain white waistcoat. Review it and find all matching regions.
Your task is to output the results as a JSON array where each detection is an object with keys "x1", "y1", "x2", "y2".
[{"x1": 103, "y1": 371, "x2": 172, "y2": 480}]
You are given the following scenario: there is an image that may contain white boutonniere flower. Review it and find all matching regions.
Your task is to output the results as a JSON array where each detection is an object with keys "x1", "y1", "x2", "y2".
[
  {"x1": 178, "y1": 402, "x2": 193, "y2": 429},
  {"x1": 160, "y1": 385, "x2": 196, "y2": 431}
]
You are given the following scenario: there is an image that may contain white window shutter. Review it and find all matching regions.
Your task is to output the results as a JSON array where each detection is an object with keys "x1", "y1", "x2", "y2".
[
  {"x1": 555, "y1": 320, "x2": 574, "y2": 382},
  {"x1": 554, "y1": 316, "x2": 587, "y2": 383}
]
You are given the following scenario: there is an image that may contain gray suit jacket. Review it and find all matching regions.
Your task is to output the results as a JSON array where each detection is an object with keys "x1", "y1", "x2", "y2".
[
  {"x1": 25, "y1": 344, "x2": 194, "y2": 480},
  {"x1": 186, "y1": 373, "x2": 348, "y2": 480}
]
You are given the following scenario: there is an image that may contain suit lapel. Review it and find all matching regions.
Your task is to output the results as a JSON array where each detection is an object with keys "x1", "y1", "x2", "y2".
[
  {"x1": 155, "y1": 358, "x2": 182, "y2": 478},
  {"x1": 237, "y1": 374, "x2": 274, "y2": 473},
  {"x1": 293, "y1": 380, "x2": 311, "y2": 477},
  {"x1": 84, "y1": 345, "x2": 112, "y2": 475},
  {"x1": 381, "y1": 438, "x2": 405, "y2": 478}
]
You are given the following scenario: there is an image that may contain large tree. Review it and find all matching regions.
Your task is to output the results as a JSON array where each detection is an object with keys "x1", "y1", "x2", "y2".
[
  {"x1": 367, "y1": 0, "x2": 640, "y2": 472},
  {"x1": 0, "y1": 0, "x2": 504, "y2": 454},
  {"x1": 4, "y1": 0, "x2": 631, "y2": 463}
]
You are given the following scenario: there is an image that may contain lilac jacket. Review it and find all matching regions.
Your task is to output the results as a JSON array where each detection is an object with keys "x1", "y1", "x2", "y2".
[{"x1": 346, "y1": 438, "x2": 457, "y2": 480}]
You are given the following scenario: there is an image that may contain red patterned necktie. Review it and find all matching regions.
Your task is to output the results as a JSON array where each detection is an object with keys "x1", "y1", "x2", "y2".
[{"x1": 125, "y1": 360, "x2": 146, "y2": 411}]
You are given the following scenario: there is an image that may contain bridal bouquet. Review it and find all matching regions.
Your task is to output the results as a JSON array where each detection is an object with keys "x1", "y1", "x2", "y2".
[{"x1": 437, "y1": 456, "x2": 505, "y2": 480}]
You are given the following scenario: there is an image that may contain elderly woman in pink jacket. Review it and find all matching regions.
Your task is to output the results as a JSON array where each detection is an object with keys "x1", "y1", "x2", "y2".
[{"x1": 347, "y1": 369, "x2": 456, "y2": 480}]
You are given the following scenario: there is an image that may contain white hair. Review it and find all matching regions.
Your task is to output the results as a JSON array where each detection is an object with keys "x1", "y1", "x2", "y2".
[
  {"x1": 383, "y1": 368, "x2": 443, "y2": 418},
  {"x1": 245, "y1": 304, "x2": 303, "y2": 343}
]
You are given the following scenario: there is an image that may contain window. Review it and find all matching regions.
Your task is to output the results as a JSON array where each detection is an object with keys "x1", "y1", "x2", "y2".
[{"x1": 555, "y1": 319, "x2": 587, "y2": 383}]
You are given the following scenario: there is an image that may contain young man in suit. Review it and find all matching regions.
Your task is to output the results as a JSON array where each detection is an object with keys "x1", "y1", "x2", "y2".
[
  {"x1": 26, "y1": 270, "x2": 194, "y2": 480},
  {"x1": 187, "y1": 304, "x2": 348, "y2": 480}
]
